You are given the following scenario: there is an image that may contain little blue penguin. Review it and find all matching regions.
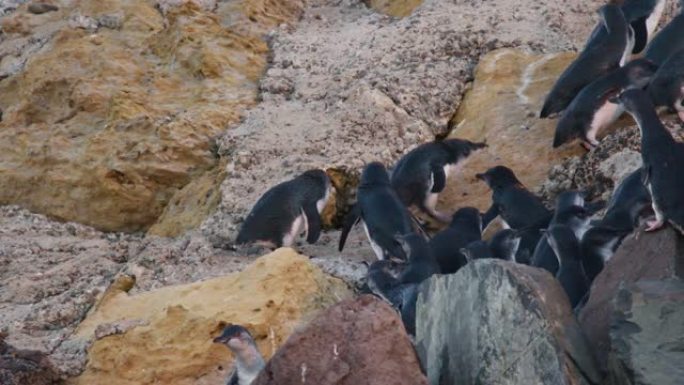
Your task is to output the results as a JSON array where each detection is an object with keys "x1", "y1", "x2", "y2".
[
  {"x1": 580, "y1": 167, "x2": 651, "y2": 281},
  {"x1": 476, "y1": 165, "x2": 552, "y2": 230},
  {"x1": 460, "y1": 229, "x2": 522, "y2": 262},
  {"x1": 546, "y1": 225, "x2": 590, "y2": 309},
  {"x1": 236, "y1": 169, "x2": 332, "y2": 248},
  {"x1": 540, "y1": 4, "x2": 631, "y2": 118},
  {"x1": 618, "y1": 89, "x2": 684, "y2": 234},
  {"x1": 553, "y1": 59, "x2": 658, "y2": 149},
  {"x1": 391, "y1": 138, "x2": 486, "y2": 222},
  {"x1": 339, "y1": 162, "x2": 414, "y2": 260},
  {"x1": 213, "y1": 325, "x2": 265, "y2": 385},
  {"x1": 428, "y1": 207, "x2": 482, "y2": 274},
  {"x1": 647, "y1": 49, "x2": 684, "y2": 122}
]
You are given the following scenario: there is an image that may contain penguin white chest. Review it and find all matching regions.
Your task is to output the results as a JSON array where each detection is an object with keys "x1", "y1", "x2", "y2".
[
  {"x1": 588, "y1": 102, "x2": 621, "y2": 144},
  {"x1": 363, "y1": 221, "x2": 386, "y2": 260}
]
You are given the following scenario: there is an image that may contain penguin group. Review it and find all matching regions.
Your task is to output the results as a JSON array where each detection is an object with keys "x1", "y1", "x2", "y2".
[{"x1": 215, "y1": 1, "x2": 684, "y2": 381}]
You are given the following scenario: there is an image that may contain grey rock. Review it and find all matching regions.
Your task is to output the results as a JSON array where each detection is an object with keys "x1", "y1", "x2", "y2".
[
  {"x1": 415, "y1": 260, "x2": 601, "y2": 385},
  {"x1": 606, "y1": 279, "x2": 684, "y2": 385}
]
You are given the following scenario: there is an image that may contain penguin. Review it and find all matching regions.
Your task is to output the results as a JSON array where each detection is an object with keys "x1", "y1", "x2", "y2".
[
  {"x1": 643, "y1": 2, "x2": 684, "y2": 66},
  {"x1": 532, "y1": 191, "x2": 595, "y2": 276},
  {"x1": 236, "y1": 169, "x2": 332, "y2": 248},
  {"x1": 540, "y1": 4, "x2": 631, "y2": 118},
  {"x1": 460, "y1": 229, "x2": 522, "y2": 262},
  {"x1": 339, "y1": 162, "x2": 414, "y2": 260},
  {"x1": 647, "y1": 49, "x2": 684, "y2": 122},
  {"x1": 618, "y1": 89, "x2": 684, "y2": 234},
  {"x1": 553, "y1": 59, "x2": 658, "y2": 149},
  {"x1": 428, "y1": 207, "x2": 482, "y2": 274},
  {"x1": 213, "y1": 324, "x2": 265, "y2": 385},
  {"x1": 580, "y1": 168, "x2": 651, "y2": 281},
  {"x1": 366, "y1": 234, "x2": 438, "y2": 335},
  {"x1": 546, "y1": 225, "x2": 590, "y2": 309},
  {"x1": 476, "y1": 165, "x2": 552, "y2": 230},
  {"x1": 390, "y1": 138, "x2": 487, "y2": 222}
]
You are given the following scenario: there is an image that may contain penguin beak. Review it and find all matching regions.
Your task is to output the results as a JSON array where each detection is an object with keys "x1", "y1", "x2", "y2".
[
  {"x1": 475, "y1": 173, "x2": 487, "y2": 181},
  {"x1": 608, "y1": 96, "x2": 620, "y2": 105}
]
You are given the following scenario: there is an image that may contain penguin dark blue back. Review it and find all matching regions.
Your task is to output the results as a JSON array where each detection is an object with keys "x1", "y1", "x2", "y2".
[
  {"x1": 643, "y1": 2, "x2": 684, "y2": 66},
  {"x1": 391, "y1": 138, "x2": 486, "y2": 222},
  {"x1": 236, "y1": 169, "x2": 331, "y2": 248},
  {"x1": 339, "y1": 162, "x2": 414, "y2": 260},
  {"x1": 540, "y1": 4, "x2": 630, "y2": 118},
  {"x1": 429, "y1": 207, "x2": 482, "y2": 274},
  {"x1": 397, "y1": 233, "x2": 440, "y2": 284},
  {"x1": 618, "y1": 89, "x2": 684, "y2": 234}
]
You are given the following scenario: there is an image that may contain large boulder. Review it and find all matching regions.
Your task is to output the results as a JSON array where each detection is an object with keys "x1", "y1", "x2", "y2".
[
  {"x1": 252, "y1": 295, "x2": 428, "y2": 385},
  {"x1": 416, "y1": 260, "x2": 600, "y2": 385},
  {"x1": 0, "y1": 333, "x2": 60, "y2": 385},
  {"x1": 68, "y1": 248, "x2": 351, "y2": 385},
  {"x1": 606, "y1": 279, "x2": 684, "y2": 385},
  {"x1": 579, "y1": 228, "x2": 684, "y2": 370}
]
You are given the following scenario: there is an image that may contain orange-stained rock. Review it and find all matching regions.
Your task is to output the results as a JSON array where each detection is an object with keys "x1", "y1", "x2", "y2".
[
  {"x1": 70, "y1": 248, "x2": 351, "y2": 385},
  {"x1": 365, "y1": 0, "x2": 423, "y2": 17},
  {"x1": 0, "y1": 0, "x2": 302, "y2": 233},
  {"x1": 439, "y1": 49, "x2": 585, "y2": 214}
]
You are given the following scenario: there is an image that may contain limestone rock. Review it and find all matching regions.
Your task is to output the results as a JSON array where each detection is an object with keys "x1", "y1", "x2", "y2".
[
  {"x1": 71, "y1": 248, "x2": 351, "y2": 385},
  {"x1": 416, "y1": 260, "x2": 600, "y2": 385},
  {"x1": 439, "y1": 49, "x2": 584, "y2": 213},
  {"x1": 606, "y1": 279, "x2": 684, "y2": 385},
  {"x1": 0, "y1": 333, "x2": 60, "y2": 385},
  {"x1": 579, "y1": 228, "x2": 684, "y2": 371},
  {"x1": 0, "y1": 0, "x2": 302, "y2": 232},
  {"x1": 252, "y1": 295, "x2": 428, "y2": 385}
]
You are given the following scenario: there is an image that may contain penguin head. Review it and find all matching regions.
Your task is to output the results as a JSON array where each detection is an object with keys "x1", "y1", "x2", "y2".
[
  {"x1": 489, "y1": 229, "x2": 521, "y2": 261},
  {"x1": 449, "y1": 207, "x2": 483, "y2": 233},
  {"x1": 441, "y1": 138, "x2": 487, "y2": 161},
  {"x1": 614, "y1": 89, "x2": 654, "y2": 115},
  {"x1": 623, "y1": 59, "x2": 659, "y2": 89},
  {"x1": 546, "y1": 224, "x2": 581, "y2": 262},
  {"x1": 360, "y1": 162, "x2": 390, "y2": 186},
  {"x1": 476, "y1": 166, "x2": 522, "y2": 190},
  {"x1": 300, "y1": 169, "x2": 329, "y2": 184},
  {"x1": 213, "y1": 324, "x2": 256, "y2": 352}
]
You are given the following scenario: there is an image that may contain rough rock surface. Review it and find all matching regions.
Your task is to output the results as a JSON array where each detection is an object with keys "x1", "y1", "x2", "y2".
[
  {"x1": 439, "y1": 49, "x2": 584, "y2": 212},
  {"x1": 202, "y1": 0, "x2": 607, "y2": 246},
  {"x1": 71, "y1": 248, "x2": 351, "y2": 385},
  {"x1": 0, "y1": 333, "x2": 60, "y2": 385},
  {"x1": 606, "y1": 279, "x2": 684, "y2": 385},
  {"x1": 0, "y1": 0, "x2": 302, "y2": 233},
  {"x1": 579, "y1": 228, "x2": 684, "y2": 371},
  {"x1": 415, "y1": 260, "x2": 600, "y2": 385},
  {"x1": 252, "y1": 295, "x2": 427, "y2": 385}
]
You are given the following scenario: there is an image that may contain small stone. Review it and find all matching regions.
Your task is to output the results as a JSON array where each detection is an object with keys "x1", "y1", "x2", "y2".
[{"x1": 27, "y1": 3, "x2": 58, "y2": 15}]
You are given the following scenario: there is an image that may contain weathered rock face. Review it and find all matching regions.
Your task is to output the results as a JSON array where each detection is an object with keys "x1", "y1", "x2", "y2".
[
  {"x1": 579, "y1": 228, "x2": 684, "y2": 371},
  {"x1": 438, "y1": 49, "x2": 584, "y2": 212},
  {"x1": 364, "y1": 0, "x2": 423, "y2": 17},
  {"x1": 71, "y1": 248, "x2": 351, "y2": 385},
  {"x1": 252, "y1": 295, "x2": 428, "y2": 385},
  {"x1": 416, "y1": 260, "x2": 600, "y2": 385},
  {"x1": 0, "y1": 333, "x2": 60, "y2": 385},
  {"x1": 606, "y1": 279, "x2": 684, "y2": 385},
  {"x1": 0, "y1": 0, "x2": 302, "y2": 233}
]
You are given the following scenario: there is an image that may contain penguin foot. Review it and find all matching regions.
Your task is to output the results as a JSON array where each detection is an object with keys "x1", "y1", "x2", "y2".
[
  {"x1": 645, "y1": 218, "x2": 665, "y2": 232},
  {"x1": 580, "y1": 141, "x2": 597, "y2": 151}
]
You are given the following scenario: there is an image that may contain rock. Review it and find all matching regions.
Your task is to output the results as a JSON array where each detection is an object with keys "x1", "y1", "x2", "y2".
[
  {"x1": 606, "y1": 279, "x2": 684, "y2": 385},
  {"x1": 0, "y1": 0, "x2": 303, "y2": 233},
  {"x1": 439, "y1": 49, "x2": 585, "y2": 213},
  {"x1": 252, "y1": 295, "x2": 428, "y2": 385},
  {"x1": 579, "y1": 227, "x2": 684, "y2": 371},
  {"x1": 364, "y1": 0, "x2": 423, "y2": 17},
  {"x1": 416, "y1": 260, "x2": 601, "y2": 385},
  {"x1": 71, "y1": 248, "x2": 351, "y2": 384},
  {"x1": 27, "y1": 2, "x2": 58, "y2": 14},
  {"x1": 0, "y1": 333, "x2": 60, "y2": 385}
]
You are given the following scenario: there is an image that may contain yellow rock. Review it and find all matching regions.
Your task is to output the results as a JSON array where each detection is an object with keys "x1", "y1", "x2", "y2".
[
  {"x1": 439, "y1": 49, "x2": 584, "y2": 213},
  {"x1": 0, "y1": 0, "x2": 302, "y2": 233},
  {"x1": 70, "y1": 248, "x2": 351, "y2": 385},
  {"x1": 365, "y1": 0, "x2": 423, "y2": 17}
]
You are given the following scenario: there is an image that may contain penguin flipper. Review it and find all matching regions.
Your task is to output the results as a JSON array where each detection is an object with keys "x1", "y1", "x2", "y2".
[
  {"x1": 338, "y1": 205, "x2": 361, "y2": 251},
  {"x1": 630, "y1": 17, "x2": 648, "y2": 54},
  {"x1": 226, "y1": 369, "x2": 239, "y2": 385},
  {"x1": 430, "y1": 165, "x2": 447, "y2": 193},
  {"x1": 303, "y1": 202, "x2": 322, "y2": 244},
  {"x1": 481, "y1": 204, "x2": 500, "y2": 229}
]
